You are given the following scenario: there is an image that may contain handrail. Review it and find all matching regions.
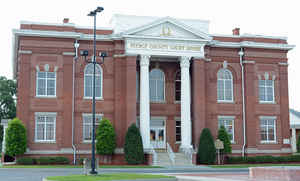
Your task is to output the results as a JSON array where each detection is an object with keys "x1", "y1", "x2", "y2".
[
  {"x1": 149, "y1": 145, "x2": 157, "y2": 165},
  {"x1": 167, "y1": 142, "x2": 175, "y2": 165},
  {"x1": 182, "y1": 146, "x2": 194, "y2": 164}
]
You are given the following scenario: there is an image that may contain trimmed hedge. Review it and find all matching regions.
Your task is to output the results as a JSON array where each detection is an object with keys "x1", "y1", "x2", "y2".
[
  {"x1": 197, "y1": 128, "x2": 216, "y2": 164},
  {"x1": 17, "y1": 156, "x2": 69, "y2": 165},
  {"x1": 227, "y1": 155, "x2": 300, "y2": 164},
  {"x1": 17, "y1": 157, "x2": 35, "y2": 165}
]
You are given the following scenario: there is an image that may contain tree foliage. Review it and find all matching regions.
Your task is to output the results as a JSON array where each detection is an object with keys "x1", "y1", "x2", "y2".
[
  {"x1": 0, "y1": 125, "x2": 3, "y2": 153},
  {"x1": 5, "y1": 118, "x2": 27, "y2": 157},
  {"x1": 124, "y1": 123, "x2": 144, "y2": 164},
  {"x1": 197, "y1": 128, "x2": 216, "y2": 164},
  {"x1": 217, "y1": 126, "x2": 232, "y2": 154},
  {"x1": 0, "y1": 76, "x2": 16, "y2": 122},
  {"x1": 96, "y1": 118, "x2": 116, "y2": 155}
]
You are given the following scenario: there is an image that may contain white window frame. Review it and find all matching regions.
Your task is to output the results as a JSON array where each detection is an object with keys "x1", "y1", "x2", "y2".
[
  {"x1": 149, "y1": 68, "x2": 165, "y2": 103},
  {"x1": 84, "y1": 63, "x2": 103, "y2": 100},
  {"x1": 82, "y1": 113, "x2": 103, "y2": 143},
  {"x1": 260, "y1": 116, "x2": 277, "y2": 144},
  {"x1": 217, "y1": 69, "x2": 234, "y2": 103},
  {"x1": 259, "y1": 79, "x2": 275, "y2": 103},
  {"x1": 36, "y1": 71, "x2": 56, "y2": 98},
  {"x1": 174, "y1": 70, "x2": 181, "y2": 102},
  {"x1": 34, "y1": 112, "x2": 57, "y2": 142},
  {"x1": 175, "y1": 117, "x2": 181, "y2": 143},
  {"x1": 218, "y1": 116, "x2": 235, "y2": 143}
]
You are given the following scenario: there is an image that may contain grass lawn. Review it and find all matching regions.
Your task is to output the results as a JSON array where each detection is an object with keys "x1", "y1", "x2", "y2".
[
  {"x1": 0, "y1": 165, "x2": 162, "y2": 169},
  {"x1": 210, "y1": 163, "x2": 300, "y2": 168},
  {"x1": 46, "y1": 173, "x2": 174, "y2": 181}
]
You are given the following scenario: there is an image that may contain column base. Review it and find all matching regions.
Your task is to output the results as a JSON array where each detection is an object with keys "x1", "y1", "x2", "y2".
[{"x1": 179, "y1": 144, "x2": 194, "y2": 153}]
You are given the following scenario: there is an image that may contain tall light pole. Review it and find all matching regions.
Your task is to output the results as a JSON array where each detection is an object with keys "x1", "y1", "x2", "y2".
[{"x1": 78, "y1": 6, "x2": 107, "y2": 175}]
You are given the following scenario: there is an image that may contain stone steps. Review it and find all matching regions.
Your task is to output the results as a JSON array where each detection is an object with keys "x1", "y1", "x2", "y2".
[{"x1": 154, "y1": 152, "x2": 193, "y2": 166}]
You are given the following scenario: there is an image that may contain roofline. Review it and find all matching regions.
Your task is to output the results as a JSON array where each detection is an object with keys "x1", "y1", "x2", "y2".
[{"x1": 212, "y1": 33, "x2": 288, "y2": 41}]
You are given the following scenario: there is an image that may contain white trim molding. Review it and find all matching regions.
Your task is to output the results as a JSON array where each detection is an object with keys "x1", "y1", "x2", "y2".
[
  {"x1": 18, "y1": 50, "x2": 32, "y2": 54},
  {"x1": 62, "y1": 52, "x2": 76, "y2": 56}
]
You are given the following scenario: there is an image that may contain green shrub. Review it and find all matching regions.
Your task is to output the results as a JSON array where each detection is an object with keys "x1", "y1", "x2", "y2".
[
  {"x1": 16, "y1": 157, "x2": 36, "y2": 165},
  {"x1": 124, "y1": 123, "x2": 144, "y2": 164},
  {"x1": 227, "y1": 155, "x2": 300, "y2": 164},
  {"x1": 217, "y1": 126, "x2": 232, "y2": 154},
  {"x1": 297, "y1": 134, "x2": 300, "y2": 153},
  {"x1": 0, "y1": 125, "x2": 3, "y2": 153},
  {"x1": 197, "y1": 128, "x2": 216, "y2": 164},
  {"x1": 5, "y1": 118, "x2": 27, "y2": 157},
  {"x1": 36, "y1": 156, "x2": 69, "y2": 165},
  {"x1": 96, "y1": 118, "x2": 116, "y2": 155}
]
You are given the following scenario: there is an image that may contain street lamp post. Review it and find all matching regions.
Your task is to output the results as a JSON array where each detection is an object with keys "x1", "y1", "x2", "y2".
[{"x1": 78, "y1": 6, "x2": 107, "y2": 175}]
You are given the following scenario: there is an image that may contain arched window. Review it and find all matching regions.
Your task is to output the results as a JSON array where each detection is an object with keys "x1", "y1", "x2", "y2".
[
  {"x1": 175, "y1": 71, "x2": 181, "y2": 101},
  {"x1": 84, "y1": 63, "x2": 102, "y2": 98},
  {"x1": 150, "y1": 69, "x2": 165, "y2": 102},
  {"x1": 217, "y1": 69, "x2": 233, "y2": 102}
]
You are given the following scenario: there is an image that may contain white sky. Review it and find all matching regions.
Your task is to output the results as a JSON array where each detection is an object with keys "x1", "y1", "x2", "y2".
[{"x1": 0, "y1": 0, "x2": 299, "y2": 110}]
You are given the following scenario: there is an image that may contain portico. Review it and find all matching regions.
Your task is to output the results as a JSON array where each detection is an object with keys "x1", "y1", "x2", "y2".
[{"x1": 121, "y1": 17, "x2": 212, "y2": 151}]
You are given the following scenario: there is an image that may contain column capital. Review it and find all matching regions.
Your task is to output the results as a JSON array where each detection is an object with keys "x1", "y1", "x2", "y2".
[
  {"x1": 140, "y1": 55, "x2": 151, "y2": 67},
  {"x1": 180, "y1": 56, "x2": 191, "y2": 68}
]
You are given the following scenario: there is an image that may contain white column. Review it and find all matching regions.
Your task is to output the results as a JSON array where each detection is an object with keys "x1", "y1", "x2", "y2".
[
  {"x1": 180, "y1": 56, "x2": 192, "y2": 150},
  {"x1": 140, "y1": 55, "x2": 151, "y2": 150},
  {"x1": 292, "y1": 128, "x2": 297, "y2": 153}
]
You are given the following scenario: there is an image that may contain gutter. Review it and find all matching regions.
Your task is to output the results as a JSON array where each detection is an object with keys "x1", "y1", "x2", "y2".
[
  {"x1": 239, "y1": 48, "x2": 246, "y2": 157},
  {"x1": 72, "y1": 40, "x2": 80, "y2": 164}
]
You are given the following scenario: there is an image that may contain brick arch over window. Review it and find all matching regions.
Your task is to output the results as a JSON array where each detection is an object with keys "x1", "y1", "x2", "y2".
[
  {"x1": 217, "y1": 68, "x2": 233, "y2": 102},
  {"x1": 149, "y1": 68, "x2": 165, "y2": 102},
  {"x1": 84, "y1": 63, "x2": 103, "y2": 99}
]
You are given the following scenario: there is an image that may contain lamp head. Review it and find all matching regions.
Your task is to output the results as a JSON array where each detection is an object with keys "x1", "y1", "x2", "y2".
[
  {"x1": 95, "y1": 7, "x2": 104, "y2": 13},
  {"x1": 80, "y1": 50, "x2": 89, "y2": 57},
  {"x1": 99, "y1": 52, "x2": 107, "y2": 58},
  {"x1": 88, "y1": 11, "x2": 96, "y2": 16}
]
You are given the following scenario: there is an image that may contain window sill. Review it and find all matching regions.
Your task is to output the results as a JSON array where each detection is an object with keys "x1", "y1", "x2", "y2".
[
  {"x1": 35, "y1": 140, "x2": 56, "y2": 143},
  {"x1": 174, "y1": 101, "x2": 180, "y2": 104},
  {"x1": 83, "y1": 140, "x2": 97, "y2": 144},
  {"x1": 259, "y1": 101, "x2": 276, "y2": 104},
  {"x1": 260, "y1": 141, "x2": 277, "y2": 144},
  {"x1": 35, "y1": 95, "x2": 57, "y2": 99},
  {"x1": 217, "y1": 100, "x2": 234, "y2": 104},
  {"x1": 150, "y1": 101, "x2": 166, "y2": 104},
  {"x1": 175, "y1": 141, "x2": 181, "y2": 144},
  {"x1": 83, "y1": 97, "x2": 104, "y2": 101}
]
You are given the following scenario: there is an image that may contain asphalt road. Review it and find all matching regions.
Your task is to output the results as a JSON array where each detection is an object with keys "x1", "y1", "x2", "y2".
[{"x1": 0, "y1": 167, "x2": 249, "y2": 181}]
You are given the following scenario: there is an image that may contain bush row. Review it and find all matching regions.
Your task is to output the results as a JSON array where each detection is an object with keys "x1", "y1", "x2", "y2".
[
  {"x1": 17, "y1": 156, "x2": 69, "y2": 165},
  {"x1": 227, "y1": 155, "x2": 300, "y2": 164}
]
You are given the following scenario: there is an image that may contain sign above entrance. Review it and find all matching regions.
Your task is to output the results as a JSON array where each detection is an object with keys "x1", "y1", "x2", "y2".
[{"x1": 125, "y1": 38, "x2": 206, "y2": 57}]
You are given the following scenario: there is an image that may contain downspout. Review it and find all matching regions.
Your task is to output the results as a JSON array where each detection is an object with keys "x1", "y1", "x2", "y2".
[
  {"x1": 72, "y1": 40, "x2": 80, "y2": 164},
  {"x1": 239, "y1": 48, "x2": 246, "y2": 157}
]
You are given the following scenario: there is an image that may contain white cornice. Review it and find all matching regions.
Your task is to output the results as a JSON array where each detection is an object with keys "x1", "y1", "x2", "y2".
[
  {"x1": 210, "y1": 40, "x2": 295, "y2": 50},
  {"x1": 20, "y1": 20, "x2": 75, "y2": 27},
  {"x1": 123, "y1": 34, "x2": 211, "y2": 43},
  {"x1": 13, "y1": 29, "x2": 81, "y2": 39}
]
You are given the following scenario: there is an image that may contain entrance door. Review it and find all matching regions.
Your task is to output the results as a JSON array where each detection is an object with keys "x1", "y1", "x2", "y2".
[{"x1": 150, "y1": 118, "x2": 166, "y2": 149}]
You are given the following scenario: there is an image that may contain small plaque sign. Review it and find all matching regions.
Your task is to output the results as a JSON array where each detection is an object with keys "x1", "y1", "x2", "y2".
[{"x1": 215, "y1": 139, "x2": 224, "y2": 150}]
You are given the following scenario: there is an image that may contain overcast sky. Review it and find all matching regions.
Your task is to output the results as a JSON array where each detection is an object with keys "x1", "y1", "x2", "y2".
[{"x1": 1, "y1": 0, "x2": 299, "y2": 110}]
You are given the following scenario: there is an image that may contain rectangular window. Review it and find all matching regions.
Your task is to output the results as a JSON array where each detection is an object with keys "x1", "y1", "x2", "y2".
[
  {"x1": 35, "y1": 113, "x2": 56, "y2": 142},
  {"x1": 36, "y1": 71, "x2": 56, "y2": 97},
  {"x1": 82, "y1": 114, "x2": 102, "y2": 142},
  {"x1": 259, "y1": 80, "x2": 274, "y2": 103},
  {"x1": 218, "y1": 116, "x2": 234, "y2": 143},
  {"x1": 175, "y1": 119, "x2": 181, "y2": 142},
  {"x1": 260, "y1": 117, "x2": 276, "y2": 143}
]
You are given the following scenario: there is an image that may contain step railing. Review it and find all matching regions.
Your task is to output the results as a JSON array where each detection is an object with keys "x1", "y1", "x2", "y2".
[
  {"x1": 167, "y1": 142, "x2": 175, "y2": 165},
  {"x1": 150, "y1": 145, "x2": 157, "y2": 165},
  {"x1": 181, "y1": 146, "x2": 194, "y2": 164}
]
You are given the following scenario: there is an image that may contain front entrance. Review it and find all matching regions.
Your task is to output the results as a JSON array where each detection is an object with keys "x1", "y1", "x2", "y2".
[{"x1": 150, "y1": 118, "x2": 166, "y2": 149}]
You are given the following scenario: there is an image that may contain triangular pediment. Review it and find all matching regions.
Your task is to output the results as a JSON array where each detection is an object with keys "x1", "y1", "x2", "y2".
[{"x1": 123, "y1": 17, "x2": 212, "y2": 41}]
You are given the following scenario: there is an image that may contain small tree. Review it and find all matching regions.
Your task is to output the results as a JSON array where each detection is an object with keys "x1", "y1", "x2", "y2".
[
  {"x1": 96, "y1": 118, "x2": 116, "y2": 155},
  {"x1": 197, "y1": 128, "x2": 216, "y2": 164},
  {"x1": 217, "y1": 126, "x2": 232, "y2": 154},
  {"x1": 5, "y1": 118, "x2": 27, "y2": 157},
  {"x1": 124, "y1": 123, "x2": 144, "y2": 164},
  {"x1": 297, "y1": 134, "x2": 300, "y2": 153}
]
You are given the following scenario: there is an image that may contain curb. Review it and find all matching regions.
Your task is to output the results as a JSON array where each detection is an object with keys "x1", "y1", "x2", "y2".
[{"x1": 43, "y1": 178, "x2": 176, "y2": 181}]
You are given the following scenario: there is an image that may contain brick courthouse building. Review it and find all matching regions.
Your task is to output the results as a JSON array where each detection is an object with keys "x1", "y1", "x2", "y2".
[{"x1": 12, "y1": 14, "x2": 294, "y2": 164}]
